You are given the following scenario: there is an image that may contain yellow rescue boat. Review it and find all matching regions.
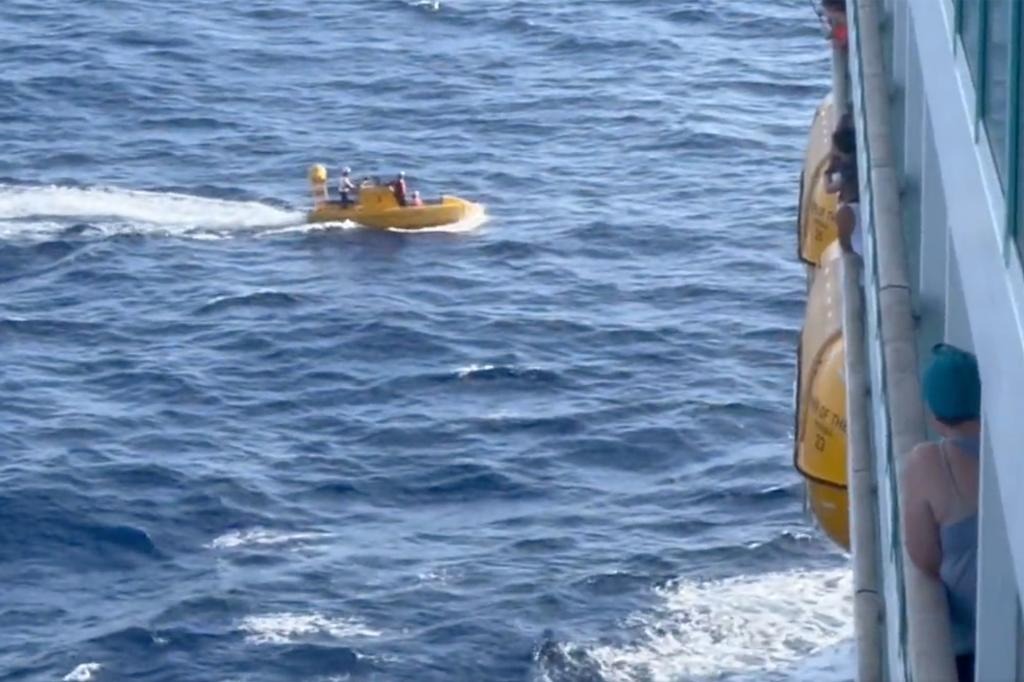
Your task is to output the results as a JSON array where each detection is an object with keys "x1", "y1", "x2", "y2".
[
  {"x1": 306, "y1": 164, "x2": 480, "y2": 230},
  {"x1": 797, "y1": 94, "x2": 840, "y2": 268},
  {"x1": 794, "y1": 240, "x2": 849, "y2": 550}
]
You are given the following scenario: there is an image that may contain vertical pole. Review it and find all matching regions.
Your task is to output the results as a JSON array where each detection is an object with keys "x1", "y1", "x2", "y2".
[{"x1": 833, "y1": 44, "x2": 850, "y2": 116}]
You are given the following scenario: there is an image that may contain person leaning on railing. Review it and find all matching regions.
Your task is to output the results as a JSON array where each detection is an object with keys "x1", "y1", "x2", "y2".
[
  {"x1": 825, "y1": 121, "x2": 856, "y2": 194},
  {"x1": 821, "y1": 0, "x2": 848, "y2": 49},
  {"x1": 822, "y1": 116, "x2": 861, "y2": 258},
  {"x1": 902, "y1": 344, "x2": 981, "y2": 682}
]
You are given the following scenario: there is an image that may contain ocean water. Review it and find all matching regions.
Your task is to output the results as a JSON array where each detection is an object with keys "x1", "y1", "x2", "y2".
[{"x1": 0, "y1": 1, "x2": 850, "y2": 681}]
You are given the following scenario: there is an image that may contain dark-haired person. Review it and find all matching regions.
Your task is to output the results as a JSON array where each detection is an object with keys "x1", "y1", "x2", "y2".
[
  {"x1": 825, "y1": 125, "x2": 857, "y2": 193},
  {"x1": 902, "y1": 344, "x2": 981, "y2": 682},
  {"x1": 391, "y1": 171, "x2": 408, "y2": 206},
  {"x1": 821, "y1": 0, "x2": 848, "y2": 49}
]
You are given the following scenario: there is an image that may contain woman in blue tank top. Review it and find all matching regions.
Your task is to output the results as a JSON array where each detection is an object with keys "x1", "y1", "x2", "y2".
[{"x1": 902, "y1": 343, "x2": 981, "y2": 682}]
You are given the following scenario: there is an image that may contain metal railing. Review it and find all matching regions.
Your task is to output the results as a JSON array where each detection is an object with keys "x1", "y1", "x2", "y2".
[
  {"x1": 846, "y1": 0, "x2": 959, "y2": 679},
  {"x1": 841, "y1": 251, "x2": 884, "y2": 682}
]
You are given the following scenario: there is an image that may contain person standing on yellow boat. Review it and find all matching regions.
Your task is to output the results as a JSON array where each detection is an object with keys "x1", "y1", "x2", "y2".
[
  {"x1": 391, "y1": 172, "x2": 408, "y2": 206},
  {"x1": 338, "y1": 167, "x2": 357, "y2": 207}
]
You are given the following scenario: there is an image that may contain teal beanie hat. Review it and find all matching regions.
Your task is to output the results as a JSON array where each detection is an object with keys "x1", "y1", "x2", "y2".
[{"x1": 922, "y1": 343, "x2": 981, "y2": 424}]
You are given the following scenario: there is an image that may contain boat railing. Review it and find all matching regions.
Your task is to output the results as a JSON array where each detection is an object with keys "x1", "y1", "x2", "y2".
[
  {"x1": 840, "y1": 250, "x2": 884, "y2": 682},
  {"x1": 846, "y1": 0, "x2": 958, "y2": 680}
]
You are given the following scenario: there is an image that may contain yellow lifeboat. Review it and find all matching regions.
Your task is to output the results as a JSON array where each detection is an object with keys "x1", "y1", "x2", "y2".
[
  {"x1": 794, "y1": 241, "x2": 849, "y2": 549},
  {"x1": 306, "y1": 164, "x2": 480, "y2": 230},
  {"x1": 797, "y1": 95, "x2": 840, "y2": 267}
]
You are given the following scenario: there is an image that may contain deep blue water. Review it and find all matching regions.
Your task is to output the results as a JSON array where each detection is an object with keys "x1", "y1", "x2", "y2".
[{"x1": 0, "y1": 1, "x2": 850, "y2": 681}]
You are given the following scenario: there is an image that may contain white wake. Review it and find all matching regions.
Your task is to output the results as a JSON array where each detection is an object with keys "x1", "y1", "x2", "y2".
[
  {"x1": 546, "y1": 568, "x2": 852, "y2": 682},
  {"x1": 0, "y1": 184, "x2": 304, "y2": 239},
  {"x1": 0, "y1": 185, "x2": 487, "y2": 240}
]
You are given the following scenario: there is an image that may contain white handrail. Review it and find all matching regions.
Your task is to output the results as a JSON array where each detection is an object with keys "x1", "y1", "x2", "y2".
[
  {"x1": 841, "y1": 253, "x2": 884, "y2": 682},
  {"x1": 848, "y1": 0, "x2": 958, "y2": 679}
]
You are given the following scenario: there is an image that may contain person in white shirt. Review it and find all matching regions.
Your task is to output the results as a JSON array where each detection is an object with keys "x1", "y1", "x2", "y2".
[{"x1": 338, "y1": 166, "x2": 357, "y2": 206}]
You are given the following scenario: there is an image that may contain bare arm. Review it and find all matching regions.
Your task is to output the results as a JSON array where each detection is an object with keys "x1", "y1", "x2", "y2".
[
  {"x1": 824, "y1": 171, "x2": 843, "y2": 194},
  {"x1": 902, "y1": 445, "x2": 943, "y2": 577},
  {"x1": 825, "y1": 151, "x2": 840, "y2": 175}
]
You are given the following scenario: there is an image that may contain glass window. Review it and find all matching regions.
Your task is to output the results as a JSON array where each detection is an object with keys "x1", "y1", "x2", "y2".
[
  {"x1": 961, "y1": 0, "x2": 983, "y2": 86},
  {"x1": 984, "y1": 0, "x2": 1012, "y2": 184}
]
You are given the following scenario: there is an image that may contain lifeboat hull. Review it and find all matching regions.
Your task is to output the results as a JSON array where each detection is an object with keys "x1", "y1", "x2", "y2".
[{"x1": 308, "y1": 196, "x2": 476, "y2": 229}]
